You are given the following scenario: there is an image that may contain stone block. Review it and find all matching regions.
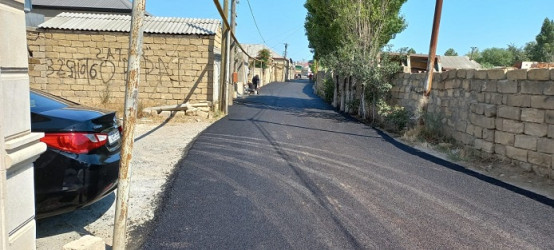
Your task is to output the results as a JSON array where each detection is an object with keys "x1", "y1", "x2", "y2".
[
  {"x1": 469, "y1": 113, "x2": 496, "y2": 129},
  {"x1": 502, "y1": 119, "x2": 524, "y2": 133},
  {"x1": 497, "y1": 106, "x2": 520, "y2": 120},
  {"x1": 515, "y1": 135, "x2": 537, "y2": 150},
  {"x1": 457, "y1": 69, "x2": 467, "y2": 78},
  {"x1": 475, "y1": 70, "x2": 487, "y2": 80},
  {"x1": 524, "y1": 123, "x2": 548, "y2": 137},
  {"x1": 506, "y1": 69, "x2": 528, "y2": 80},
  {"x1": 527, "y1": 68, "x2": 550, "y2": 81},
  {"x1": 470, "y1": 80, "x2": 484, "y2": 92},
  {"x1": 484, "y1": 104, "x2": 497, "y2": 117},
  {"x1": 521, "y1": 81, "x2": 544, "y2": 95},
  {"x1": 488, "y1": 69, "x2": 507, "y2": 80},
  {"x1": 475, "y1": 139, "x2": 494, "y2": 153},
  {"x1": 528, "y1": 151, "x2": 552, "y2": 168},
  {"x1": 482, "y1": 81, "x2": 497, "y2": 92},
  {"x1": 495, "y1": 144, "x2": 506, "y2": 156},
  {"x1": 504, "y1": 95, "x2": 531, "y2": 107},
  {"x1": 506, "y1": 146, "x2": 528, "y2": 162},
  {"x1": 63, "y1": 235, "x2": 105, "y2": 250},
  {"x1": 549, "y1": 125, "x2": 554, "y2": 138},
  {"x1": 485, "y1": 93, "x2": 503, "y2": 105},
  {"x1": 547, "y1": 111, "x2": 554, "y2": 124},
  {"x1": 520, "y1": 108, "x2": 544, "y2": 123},
  {"x1": 473, "y1": 126, "x2": 483, "y2": 138},
  {"x1": 483, "y1": 129, "x2": 495, "y2": 142},
  {"x1": 537, "y1": 138, "x2": 554, "y2": 154},
  {"x1": 531, "y1": 96, "x2": 554, "y2": 109},
  {"x1": 545, "y1": 82, "x2": 554, "y2": 95},
  {"x1": 465, "y1": 69, "x2": 475, "y2": 79},
  {"x1": 551, "y1": 69, "x2": 554, "y2": 80},
  {"x1": 495, "y1": 131, "x2": 515, "y2": 145},
  {"x1": 496, "y1": 80, "x2": 518, "y2": 94}
]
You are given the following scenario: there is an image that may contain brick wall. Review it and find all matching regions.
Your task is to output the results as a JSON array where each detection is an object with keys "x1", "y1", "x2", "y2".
[
  {"x1": 27, "y1": 28, "x2": 219, "y2": 108},
  {"x1": 391, "y1": 68, "x2": 554, "y2": 178}
]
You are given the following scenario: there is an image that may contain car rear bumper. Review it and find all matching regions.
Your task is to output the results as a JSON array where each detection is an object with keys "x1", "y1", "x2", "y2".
[{"x1": 34, "y1": 149, "x2": 120, "y2": 219}]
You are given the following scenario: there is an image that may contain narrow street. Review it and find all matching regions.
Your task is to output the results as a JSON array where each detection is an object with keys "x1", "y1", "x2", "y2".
[{"x1": 143, "y1": 79, "x2": 554, "y2": 249}]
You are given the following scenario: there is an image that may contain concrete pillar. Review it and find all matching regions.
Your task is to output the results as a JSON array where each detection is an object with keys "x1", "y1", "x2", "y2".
[{"x1": 0, "y1": 0, "x2": 46, "y2": 249}]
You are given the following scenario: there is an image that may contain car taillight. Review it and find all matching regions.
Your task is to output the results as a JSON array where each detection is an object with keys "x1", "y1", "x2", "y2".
[{"x1": 40, "y1": 132, "x2": 108, "y2": 154}]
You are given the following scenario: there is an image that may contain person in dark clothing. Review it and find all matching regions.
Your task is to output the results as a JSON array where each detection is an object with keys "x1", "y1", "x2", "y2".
[
  {"x1": 252, "y1": 75, "x2": 260, "y2": 89},
  {"x1": 252, "y1": 75, "x2": 260, "y2": 94}
]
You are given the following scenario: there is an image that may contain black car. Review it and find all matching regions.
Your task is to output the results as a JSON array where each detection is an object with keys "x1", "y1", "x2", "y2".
[{"x1": 30, "y1": 89, "x2": 121, "y2": 219}]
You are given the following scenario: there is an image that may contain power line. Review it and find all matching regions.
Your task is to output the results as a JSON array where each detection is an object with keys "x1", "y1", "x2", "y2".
[{"x1": 245, "y1": 0, "x2": 266, "y2": 45}]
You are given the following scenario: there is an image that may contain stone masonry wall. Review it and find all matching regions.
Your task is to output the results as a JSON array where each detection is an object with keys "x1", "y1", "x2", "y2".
[
  {"x1": 27, "y1": 28, "x2": 219, "y2": 108},
  {"x1": 391, "y1": 69, "x2": 554, "y2": 178}
]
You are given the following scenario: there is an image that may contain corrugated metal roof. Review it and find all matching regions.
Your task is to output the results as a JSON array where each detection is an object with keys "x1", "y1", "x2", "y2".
[
  {"x1": 38, "y1": 13, "x2": 220, "y2": 35},
  {"x1": 242, "y1": 44, "x2": 284, "y2": 59},
  {"x1": 440, "y1": 56, "x2": 482, "y2": 70},
  {"x1": 32, "y1": 0, "x2": 132, "y2": 10}
]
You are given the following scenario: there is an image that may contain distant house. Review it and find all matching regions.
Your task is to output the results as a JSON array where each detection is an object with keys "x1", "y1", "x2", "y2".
[
  {"x1": 241, "y1": 44, "x2": 290, "y2": 84},
  {"x1": 389, "y1": 53, "x2": 481, "y2": 73},
  {"x1": 26, "y1": 0, "x2": 149, "y2": 27}
]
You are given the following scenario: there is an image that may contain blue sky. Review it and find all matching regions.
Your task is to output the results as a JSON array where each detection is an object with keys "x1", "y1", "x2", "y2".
[{"x1": 147, "y1": 1, "x2": 553, "y2": 61}]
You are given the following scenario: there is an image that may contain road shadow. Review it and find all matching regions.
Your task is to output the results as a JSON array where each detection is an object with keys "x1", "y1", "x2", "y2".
[{"x1": 36, "y1": 192, "x2": 116, "y2": 238}]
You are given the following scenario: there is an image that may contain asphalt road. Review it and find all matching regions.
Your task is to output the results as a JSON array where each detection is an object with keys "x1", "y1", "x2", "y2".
[{"x1": 143, "y1": 80, "x2": 554, "y2": 249}]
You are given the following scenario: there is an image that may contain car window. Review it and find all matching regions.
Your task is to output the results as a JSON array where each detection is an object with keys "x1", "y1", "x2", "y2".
[{"x1": 30, "y1": 91, "x2": 68, "y2": 112}]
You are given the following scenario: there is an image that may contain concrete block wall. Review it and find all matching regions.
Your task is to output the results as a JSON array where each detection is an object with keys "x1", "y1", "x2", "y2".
[
  {"x1": 26, "y1": 29, "x2": 218, "y2": 108},
  {"x1": 391, "y1": 68, "x2": 554, "y2": 178}
]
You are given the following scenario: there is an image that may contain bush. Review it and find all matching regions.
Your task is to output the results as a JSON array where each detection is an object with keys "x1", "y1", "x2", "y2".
[
  {"x1": 418, "y1": 112, "x2": 450, "y2": 143},
  {"x1": 323, "y1": 76, "x2": 335, "y2": 103},
  {"x1": 378, "y1": 101, "x2": 410, "y2": 132}
]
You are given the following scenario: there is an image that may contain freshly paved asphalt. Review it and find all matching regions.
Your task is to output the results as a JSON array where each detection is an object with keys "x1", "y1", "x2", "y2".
[{"x1": 143, "y1": 80, "x2": 554, "y2": 249}]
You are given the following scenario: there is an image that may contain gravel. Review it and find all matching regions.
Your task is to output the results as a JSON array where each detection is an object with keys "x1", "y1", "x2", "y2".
[{"x1": 36, "y1": 120, "x2": 213, "y2": 249}]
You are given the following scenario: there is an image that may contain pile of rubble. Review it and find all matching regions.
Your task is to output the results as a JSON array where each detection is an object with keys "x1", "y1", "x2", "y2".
[{"x1": 142, "y1": 102, "x2": 213, "y2": 119}]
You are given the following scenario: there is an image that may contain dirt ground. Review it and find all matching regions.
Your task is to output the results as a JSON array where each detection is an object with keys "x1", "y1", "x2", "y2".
[
  {"x1": 399, "y1": 131, "x2": 554, "y2": 200},
  {"x1": 35, "y1": 118, "x2": 215, "y2": 249}
]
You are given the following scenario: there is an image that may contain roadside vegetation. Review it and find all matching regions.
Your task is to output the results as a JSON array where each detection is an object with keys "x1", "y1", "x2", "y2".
[{"x1": 306, "y1": 2, "x2": 552, "y2": 162}]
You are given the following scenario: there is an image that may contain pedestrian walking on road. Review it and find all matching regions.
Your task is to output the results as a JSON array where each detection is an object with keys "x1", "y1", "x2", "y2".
[{"x1": 252, "y1": 74, "x2": 260, "y2": 94}]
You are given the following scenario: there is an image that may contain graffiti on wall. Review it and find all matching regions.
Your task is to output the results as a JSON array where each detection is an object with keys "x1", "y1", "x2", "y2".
[{"x1": 43, "y1": 47, "x2": 202, "y2": 85}]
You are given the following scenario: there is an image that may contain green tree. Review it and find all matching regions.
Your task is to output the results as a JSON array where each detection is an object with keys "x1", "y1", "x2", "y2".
[
  {"x1": 305, "y1": 0, "x2": 407, "y2": 119},
  {"x1": 254, "y1": 49, "x2": 272, "y2": 69},
  {"x1": 476, "y1": 47, "x2": 513, "y2": 67},
  {"x1": 507, "y1": 43, "x2": 529, "y2": 65},
  {"x1": 444, "y1": 48, "x2": 458, "y2": 56},
  {"x1": 530, "y1": 18, "x2": 554, "y2": 62}
]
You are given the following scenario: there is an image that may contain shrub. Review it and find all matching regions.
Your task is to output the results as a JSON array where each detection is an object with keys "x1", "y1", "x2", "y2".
[
  {"x1": 378, "y1": 101, "x2": 410, "y2": 132},
  {"x1": 323, "y1": 76, "x2": 335, "y2": 103}
]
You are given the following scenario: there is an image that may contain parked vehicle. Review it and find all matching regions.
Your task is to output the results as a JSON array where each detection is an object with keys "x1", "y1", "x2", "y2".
[{"x1": 30, "y1": 89, "x2": 121, "y2": 219}]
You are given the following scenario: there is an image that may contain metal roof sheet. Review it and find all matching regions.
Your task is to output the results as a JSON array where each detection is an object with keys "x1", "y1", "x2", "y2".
[
  {"x1": 39, "y1": 13, "x2": 220, "y2": 35},
  {"x1": 242, "y1": 44, "x2": 284, "y2": 59},
  {"x1": 32, "y1": 0, "x2": 132, "y2": 10},
  {"x1": 440, "y1": 56, "x2": 482, "y2": 69}
]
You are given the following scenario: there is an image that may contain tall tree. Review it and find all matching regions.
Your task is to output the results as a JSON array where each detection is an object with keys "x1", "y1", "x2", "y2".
[
  {"x1": 305, "y1": 0, "x2": 407, "y2": 118},
  {"x1": 444, "y1": 48, "x2": 458, "y2": 56},
  {"x1": 531, "y1": 18, "x2": 554, "y2": 62},
  {"x1": 507, "y1": 43, "x2": 529, "y2": 65},
  {"x1": 476, "y1": 47, "x2": 513, "y2": 67}
]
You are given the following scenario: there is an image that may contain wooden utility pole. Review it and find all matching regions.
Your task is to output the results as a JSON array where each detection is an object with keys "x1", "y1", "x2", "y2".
[
  {"x1": 219, "y1": 0, "x2": 229, "y2": 113},
  {"x1": 228, "y1": 0, "x2": 237, "y2": 106},
  {"x1": 230, "y1": 0, "x2": 237, "y2": 73},
  {"x1": 284, "y1": 43, "x2": 289, "y2": 81},
  {"x1": 423, "y1": 0, "x2": 443, "y2": 96},
  {"x1": 113, "y1": 0, "x2": 146, "y2": 249}
]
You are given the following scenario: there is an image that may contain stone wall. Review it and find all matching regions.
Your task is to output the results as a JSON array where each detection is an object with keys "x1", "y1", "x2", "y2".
[
  {"x1": 27, "y1": 28, "x2": 220, "y2": 108},
  {"x1": 391, "y1": 69, "x2": 554, "y2": 178}
]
